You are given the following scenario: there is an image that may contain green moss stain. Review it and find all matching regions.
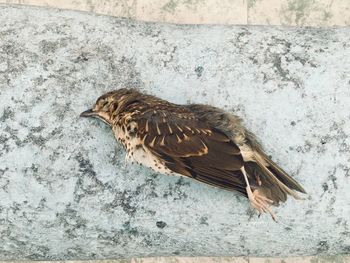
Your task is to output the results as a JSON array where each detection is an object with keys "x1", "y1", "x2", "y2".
[
  {"x1": 162, "y1": 0, "x2": 179, "y2": 13},
  {"x1": 280, "y1": 0, "x2": 340, "y2": 26},
  {"x1": 162, "y1": 0, "x2": 205, "y2": 13},
  {"x1": 248, "y1": 0, "x2": 258, "y2": 8},
  {"x1": 322, "y1": 10, "x2": 332, "y2": 22},
  {"x1": 283, "y1": 0, "x2": 314, "y2": 26}
]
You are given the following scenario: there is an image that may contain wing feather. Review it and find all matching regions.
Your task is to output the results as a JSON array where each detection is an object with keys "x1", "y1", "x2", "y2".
[{"x1": 134, "y1": 107, "x2": 247, "y2": 195}]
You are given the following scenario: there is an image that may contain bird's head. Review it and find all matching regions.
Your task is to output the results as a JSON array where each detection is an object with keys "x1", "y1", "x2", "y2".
[{"x1": 80, "y1": 88, "x2": 139, "y2": 125}]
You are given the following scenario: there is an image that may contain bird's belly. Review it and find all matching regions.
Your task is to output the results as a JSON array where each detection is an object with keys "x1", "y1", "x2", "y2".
[
  {"x1": 113, "y1": 125, "x2": 174, "y2": 175},
  {"x1": 130, "y1": 145, "x2": 172, "y2": 175}
]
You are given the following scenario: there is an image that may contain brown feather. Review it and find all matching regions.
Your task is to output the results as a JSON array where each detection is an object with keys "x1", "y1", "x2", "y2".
[
  {"x1": 83, "y1": 88, "x2": 306, "y2": 208},
  {"x1": 187, "y1": 103, "x2": 306, "y2": 204},
  {"x1": 131, "y1": 104, "x2": 248, "y2": 195}
]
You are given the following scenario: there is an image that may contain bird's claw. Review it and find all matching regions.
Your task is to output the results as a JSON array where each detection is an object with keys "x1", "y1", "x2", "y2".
[{"x1": 246, "y1": 187, "x2": 277, "y2": 222}]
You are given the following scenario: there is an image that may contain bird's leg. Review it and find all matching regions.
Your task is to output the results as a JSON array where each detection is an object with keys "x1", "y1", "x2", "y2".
[{"x1": 240, "y1": 166, "x2": 276, "y2": 221}]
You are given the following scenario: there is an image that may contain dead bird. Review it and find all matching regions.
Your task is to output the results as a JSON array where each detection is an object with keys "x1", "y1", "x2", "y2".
[{"x1": 81, "y1": 88, "x2": 306, "y2": 220}]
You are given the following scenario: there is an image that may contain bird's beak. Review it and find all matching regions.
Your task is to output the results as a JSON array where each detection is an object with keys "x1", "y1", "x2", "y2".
[
  {"x1": 80, "y1": 109, "x2": 96, "y2": 117},
  {"x1": 80, "y1": 108, "x2": 111, "y2": 126}
]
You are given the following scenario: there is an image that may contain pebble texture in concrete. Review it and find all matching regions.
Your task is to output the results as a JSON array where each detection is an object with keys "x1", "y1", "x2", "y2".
[
  {"x1": 2, "y1": 255, "x2": 350, "y2": 263},
  {"x1": 0, "y1": 4, "x2": 350, "y2": 261}
]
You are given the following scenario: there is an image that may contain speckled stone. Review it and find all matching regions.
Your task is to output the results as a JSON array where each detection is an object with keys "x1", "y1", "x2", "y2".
[{"x1": 0, "y1": 4, "x2": 349, "y2": 261}]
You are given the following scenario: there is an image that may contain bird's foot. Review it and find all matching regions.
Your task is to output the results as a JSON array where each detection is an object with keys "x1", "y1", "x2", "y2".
[{"x1": 246, "y1": 187, "x2": 276, "y2": 221}]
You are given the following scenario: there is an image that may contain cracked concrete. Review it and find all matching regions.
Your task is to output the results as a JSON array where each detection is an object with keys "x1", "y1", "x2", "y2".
[{"x1": 0, "y1": 4, "x2": 350, "y2": 261}]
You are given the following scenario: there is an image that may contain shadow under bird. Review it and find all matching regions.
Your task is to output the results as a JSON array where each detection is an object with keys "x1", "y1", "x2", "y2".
[{"x1": 81, "y1": 88, "x2": 306, "y2": 220}]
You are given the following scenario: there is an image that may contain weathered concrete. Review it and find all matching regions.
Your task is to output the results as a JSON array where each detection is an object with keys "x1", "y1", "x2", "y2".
[
  {"x1": 2, "y1": 255, "x2": 350, "y2": 263},
  {"x1": 0, "y1": 4, "x2": 349, "y2": 261}
]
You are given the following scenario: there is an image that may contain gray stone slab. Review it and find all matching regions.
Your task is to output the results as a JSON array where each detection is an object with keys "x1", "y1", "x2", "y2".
[{"x1": 0, "y1": 4, "x2": 349, "y2": 260}]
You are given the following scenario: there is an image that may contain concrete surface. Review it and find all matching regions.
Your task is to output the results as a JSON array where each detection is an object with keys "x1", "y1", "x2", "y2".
[
  {"x1": 0, "y1": 4, "x2": 350, "y2": 261},
  {"x1": 248, "y1": 0, "x2": 350, "y2": 27},
  {"x1": 1, "y1": 0, "x2": 350, "y2": 26},
  {"x1": 1, "y1": 255, "x2": 350, "y2": 263}
]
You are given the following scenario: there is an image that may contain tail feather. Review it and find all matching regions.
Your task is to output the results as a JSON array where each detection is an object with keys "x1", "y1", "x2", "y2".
[
  {"x1": 255, "y1": 157, "x2": 302, "y2": 200},
  {"x1": 265, "y1": 157, "x2": 306, "y2": 194},
  {"x1": 254, "y1": 146, "x2": 306, "y2": 194},
  {"x1": 244, "y1": 129, "x2": 306, "y2": 204},
  {"x1": 245, "y1": 161, "x2": 287, "y2": 203}
]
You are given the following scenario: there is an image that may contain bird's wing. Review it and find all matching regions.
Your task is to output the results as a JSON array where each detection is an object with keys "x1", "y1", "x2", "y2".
[
  {"x1": 134, "y1": 107, "x2": 248, "y2": 196},
  {"x1": 186, "y1": 104, "x2": 306, "y2": 203}
]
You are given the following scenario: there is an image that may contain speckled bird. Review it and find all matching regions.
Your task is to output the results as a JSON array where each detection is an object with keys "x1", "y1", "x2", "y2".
[{"x1": 80, "y1": 88, "x2": 306, "y2": 220}]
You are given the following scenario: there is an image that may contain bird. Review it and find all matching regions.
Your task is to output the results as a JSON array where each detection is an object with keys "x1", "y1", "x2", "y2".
[{"x1": 80, "y1": 88, "x2": 306, "y2": 220}]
